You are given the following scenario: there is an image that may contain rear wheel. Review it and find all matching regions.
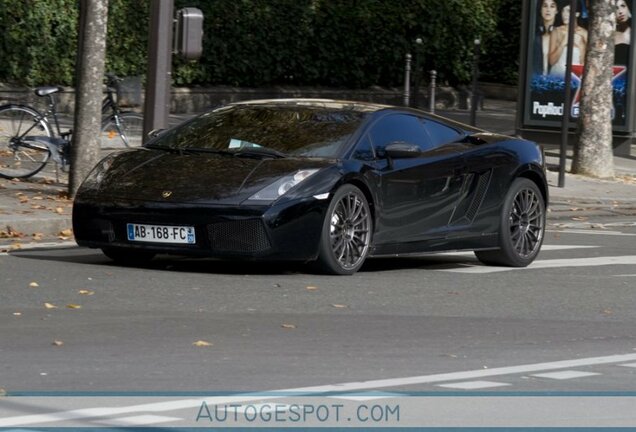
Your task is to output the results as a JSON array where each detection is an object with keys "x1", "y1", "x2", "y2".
[
  {"x1": 0, "y1": 105, "x2": 51, "y2": 179},
  {"x1": 475, "y1": 178, "x2": 545, "y2": 267},
  {"x1": 100, "y1": 112, "x2": 144, "y2": 149},
  {"x1": 316, "y1": 184, "x2": 372, "y2": 275},
  {"x1": 102, "y1": 247, "x2": 155, "y2": 266}
]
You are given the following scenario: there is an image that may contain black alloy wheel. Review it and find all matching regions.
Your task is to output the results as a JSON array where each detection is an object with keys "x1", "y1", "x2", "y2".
[
  {"x1": 317, "y1": 184, "x2": 372, "y2": 275},
  {"x1": 475, "y1": 178, "x2": 545, "y2": 267}
]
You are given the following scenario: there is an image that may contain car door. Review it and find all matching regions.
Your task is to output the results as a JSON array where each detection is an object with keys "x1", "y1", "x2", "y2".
[{"x1": 368, "y1": 113, "x2": 465, "y2": 245}]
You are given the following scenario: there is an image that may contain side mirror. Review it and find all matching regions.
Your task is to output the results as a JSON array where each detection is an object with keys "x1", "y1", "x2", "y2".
[{"x1": 385, "y1": 141, "x2": 421, "y2": 159}]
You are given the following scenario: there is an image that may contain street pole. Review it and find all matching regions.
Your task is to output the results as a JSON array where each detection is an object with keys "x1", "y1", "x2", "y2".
[
  {"x1": 558, "y1": 0, "x2": 577, "y2": 188},
  {"x1": 429, "y1": 70, "x2": 437, "y2": 114},
  {"x1": 143, "y1": 0, "x2": 174, "y2": 142},
  {"x1": 403, "y1": 53, "x2": 412, "y2": 107},
  {"x1": 470, "y1": 38, "x2": 481, "y2": 126}
]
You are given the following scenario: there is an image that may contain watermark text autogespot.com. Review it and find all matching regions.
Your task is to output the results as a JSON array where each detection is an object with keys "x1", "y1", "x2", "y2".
[{"x1": 195, "y1": 401, "x2": 400, "y2": 425}]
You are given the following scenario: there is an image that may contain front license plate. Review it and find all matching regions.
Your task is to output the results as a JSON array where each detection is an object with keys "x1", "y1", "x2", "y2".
[{"x1": 127, "y1": 223, "x2": 196, "y2": 244}]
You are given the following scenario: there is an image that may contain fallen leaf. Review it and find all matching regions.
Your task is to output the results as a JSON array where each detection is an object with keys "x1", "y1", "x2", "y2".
[
  {"x1": 601, "y1": 308, "x2": 613, "y2": 315},
  {"x1": 31, "y1": 205, "x2": 47, "y2": 210},
  {"x1": 19, "y1": 196, "x2": 29, "y2": 204},
  {"x1": 306, "y1": 286, "x2": 318, "y2": 291},
  {"x1": 11, "y1": 243, "x2": 22, "y2": 250},
  {"x1": 32, "y1": 196, "x2": 44, "y2": 201},
  {"x1": 54, "y1": 207, "x2": 64, "y2": 215},
  {"x1": 78, "y1": 290, "x2": 95, "y2": 296},
  {"x1": 44, "y1": 302, "x2": 58, "y2": 309},
  {"x1": 281, "y1": 323, "x2": 297, "y2": 329},
  {"x1": 52, "y1": 340, "x2": 64, "y2": 347},
  {"x1": 59, "y1": 229, "x2": 73, "y2": 237},
  {"x1": 29, "y1": 282, "x2": 39, "y2": 288},
  {"x1": 571, "y1": 216, "x2": 588, "y2": 221},
  {"x1": 331, "y1": 304, "x2": 348, "y2": 309},
  {"x1": 13, "y1": 312, "x2": 22, "y2": 316},
  {"x1": 66, "y1": 304, "x2": 82, "y2": 309},
  {"x1": 192, "y1": 340, "x2": 213, "y2": 347},
  {"x1": 32, "y1": 233, "x2": 44, "y2": 241}
]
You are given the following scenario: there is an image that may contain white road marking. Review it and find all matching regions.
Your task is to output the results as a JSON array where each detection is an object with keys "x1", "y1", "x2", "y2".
[
  {"x1": 439, "y1": 256, "x2": 636, "y2": 274},
  {"x1": 540, "y1": 245, "x2": 599, "y2": 251},
  {"x1": 436, "y1": 245, "x2": 597, "y2": 258},
  {"x1": 437, "y1": 380, "x2": 511, "y2": 390},
  {"x1": 547, "y1": 229, "x2": 636, "y2": 236},
  {"x1": 2, "y1": 353, "x2": 636, "y2": 427},
  {"x1": 619, "y1": 363, "x2": 636, "y2": 368},
  {"x1": 100, "y1": 414, "x2": 182, "y2": 426},
  {"x1": 328, "y1": 393, "x2": 403, "y2": 401},
  {"x1": 531, "y1": 370, "x2": 601, "y2": 380},
  {"x1": 614, "y1": 274, "x2": 636, "y2": 277},
  {"x1": 0, "y1": 354, "x2": 636, "y2": 427}
]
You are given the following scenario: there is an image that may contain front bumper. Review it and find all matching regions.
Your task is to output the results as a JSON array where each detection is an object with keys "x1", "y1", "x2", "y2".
[{"x1": 73, "y1": 196, "x2": 328, "y2": 261}]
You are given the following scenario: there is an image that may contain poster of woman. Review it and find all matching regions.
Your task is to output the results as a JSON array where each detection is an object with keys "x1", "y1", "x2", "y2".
[{"x1": 525, "y1": 0, "x2": 630, "y2": 128}]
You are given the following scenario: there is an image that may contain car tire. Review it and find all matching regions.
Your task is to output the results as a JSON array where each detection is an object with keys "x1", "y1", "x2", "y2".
[
  {"x1": 316, "y1": 184, "x2": 372, "y2": 275},
  {"x1": 102, "y1": 247, "x2": 156, "y2": 266},
  {"x1": 475, "y1": 178, "x2": 545, "y2": 267}
]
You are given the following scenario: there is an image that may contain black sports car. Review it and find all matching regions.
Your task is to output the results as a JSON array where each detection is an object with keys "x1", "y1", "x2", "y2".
[{"x1": 73, "y1": 99, "x2": 548, "y2": 275}]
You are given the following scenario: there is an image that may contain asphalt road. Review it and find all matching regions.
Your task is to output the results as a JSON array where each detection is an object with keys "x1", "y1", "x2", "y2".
[{"x1": 1, "y1": 219, "x2": 635, "y2": 394}]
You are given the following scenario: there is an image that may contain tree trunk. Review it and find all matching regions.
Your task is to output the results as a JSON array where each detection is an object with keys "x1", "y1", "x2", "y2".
[
  {"x1": 69, "y1": 0, "x2": 109, "y2": 198},
  {"x1": 572, "y1": 0, "x2": 616, "y2": 179}
]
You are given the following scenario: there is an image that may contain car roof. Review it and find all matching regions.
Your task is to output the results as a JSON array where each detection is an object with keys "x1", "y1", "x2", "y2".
[
  {"x1": 223, "y1": 98, "x2": 485, "y2": 134},
  {"x1": 227, "y1": 98, "x2": 392, "y2": 113}
]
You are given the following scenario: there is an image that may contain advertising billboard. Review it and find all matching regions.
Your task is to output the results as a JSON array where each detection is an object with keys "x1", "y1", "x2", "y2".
[{"x1": 522, "y1": 0, "x2": 631, "y2": 130}]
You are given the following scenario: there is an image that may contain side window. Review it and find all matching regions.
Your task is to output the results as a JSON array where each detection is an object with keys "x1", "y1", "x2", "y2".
[
  {"x1": 422, "y1": 119, "x2": 462, "y2": 148},
  {"x1": 368, "y1": 114, "x2": 433, "y2": 155},
  {"x1": 352, "y1": 134, "x2": 375, "y2": 161}
]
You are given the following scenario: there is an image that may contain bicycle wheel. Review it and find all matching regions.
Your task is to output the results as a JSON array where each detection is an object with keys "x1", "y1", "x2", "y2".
[
  {"x1": 0, "y1": 105, "x2": 52, "y2": 179},
  {"x1": 100, "y1": 111, "x2": 144, "y2": 149}
]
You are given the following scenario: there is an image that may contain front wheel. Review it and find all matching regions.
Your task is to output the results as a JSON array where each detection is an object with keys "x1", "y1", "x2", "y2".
[
  {"x1": 100, "y1": 112, "x2": 144, "y2": 149},
  {"x1": 316, "y1": 184, "x2": 372, "y2": 275},
  {"x1": 0, "y1": 104, "x2": 52, "y2": 179},
  {"x1": 475, "y1": 178, "x2": 545, "y2": 267}
]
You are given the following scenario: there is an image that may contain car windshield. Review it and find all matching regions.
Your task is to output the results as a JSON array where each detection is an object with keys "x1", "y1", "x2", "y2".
[{"x1": 147, "y1": 104, "x2": 370, "y2": 158}]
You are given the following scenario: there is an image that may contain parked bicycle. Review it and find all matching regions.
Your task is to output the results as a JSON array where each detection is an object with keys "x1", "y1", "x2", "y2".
[{"x1": 0, "y1": 74, "x2": 143, "y2": 179}]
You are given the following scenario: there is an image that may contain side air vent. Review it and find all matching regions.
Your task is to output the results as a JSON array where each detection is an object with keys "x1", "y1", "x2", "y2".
[{"x1": 464, "y1": 171, "x2": 492, "y2": 221}]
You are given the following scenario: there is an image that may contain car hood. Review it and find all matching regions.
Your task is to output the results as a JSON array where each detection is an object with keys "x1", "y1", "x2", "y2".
[{"x1": 91, "y1": 149, "x2": 332, "y2": 205}]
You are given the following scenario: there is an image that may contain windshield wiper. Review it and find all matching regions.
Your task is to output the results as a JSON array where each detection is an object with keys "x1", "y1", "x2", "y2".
[
  {"x1": 146, "y1": 145, "x2": 287, "y2": 159},
  {"x1": 232, "y1": 147, "x2": 287, "y2": 159}
]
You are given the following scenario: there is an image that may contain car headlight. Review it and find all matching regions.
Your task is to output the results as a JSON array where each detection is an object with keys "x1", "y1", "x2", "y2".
[
  {"x1": 248, "y1": 169, "x2": 319, "y2": 202},
  {"x1": 78, "y1": 153, "x2": 118, "y2": 192}
]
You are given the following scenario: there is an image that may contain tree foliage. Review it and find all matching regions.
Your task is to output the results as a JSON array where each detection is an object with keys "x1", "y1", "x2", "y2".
[
  {"x1": 0, "y1": 0, "x2": 514, "y2": 88},
  {"x1": 479, "y1": 0, "x2": 522, "y2": 85}
]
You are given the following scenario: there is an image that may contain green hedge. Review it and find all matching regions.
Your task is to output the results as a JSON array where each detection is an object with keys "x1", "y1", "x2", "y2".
[{"x1": 0, "y1": 0, "x2": 517, "y2": 88}]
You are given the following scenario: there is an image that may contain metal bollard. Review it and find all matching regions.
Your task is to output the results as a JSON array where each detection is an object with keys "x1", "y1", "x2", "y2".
[
  {"x1": 429, "y1": 70, "x2": 437, "y2": 114},
  {"x1": 403, "y1": 53, "x2": 412, "y2": 107}
]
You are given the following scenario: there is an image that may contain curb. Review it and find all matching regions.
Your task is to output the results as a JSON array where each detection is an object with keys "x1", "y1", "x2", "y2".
[{"x1": 0, "y1": 214, "x2": 72, "y2": 238}]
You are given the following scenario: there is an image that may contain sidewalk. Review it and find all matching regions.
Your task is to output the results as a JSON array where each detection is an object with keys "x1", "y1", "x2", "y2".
[{"x1": 1, "y1": 99, "x2": 635, "y2": 243}]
